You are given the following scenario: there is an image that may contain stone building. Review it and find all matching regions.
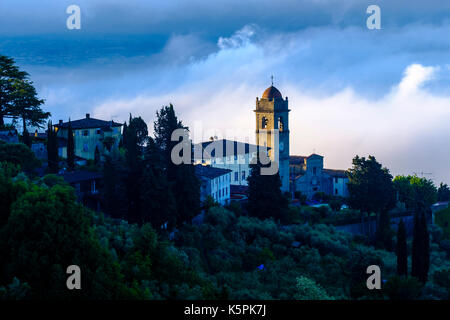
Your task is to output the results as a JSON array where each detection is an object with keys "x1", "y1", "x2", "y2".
[
  {"x1": 54, "y1": 113, "x2": 122, "y2": 161},
  {"x1": 255, "y1": 85, "x2": 290, "y2": 193},
  {"x1": 193, "y1": 139, "x2": 267, "y2": 187},
  {"x1": 290, "y1": 154, "x2": 349, "y2": 199},
  {"x1": 195, "y1": 83, "x2": 348, "y2": 200}
]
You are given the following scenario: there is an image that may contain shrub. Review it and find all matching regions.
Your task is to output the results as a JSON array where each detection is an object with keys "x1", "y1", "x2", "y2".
[
  {"x1": 294, "y1": 276, "x2": 334, "y2": 300},
  {"x1": 384, "y1": 276, "x2": 423, "y2": 300},
  {"x1": 435, "y1": 206, "x2": 450, "y2": 239}
]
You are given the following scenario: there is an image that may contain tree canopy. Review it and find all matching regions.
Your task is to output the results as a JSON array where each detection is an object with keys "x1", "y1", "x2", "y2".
[
  {"x1": 0, "y1": 55, "x2": 49, "y2": 129},
  {"x1": 394, "y1": 175, "x2": 437, "y2": 210},
  {"x1": 438, "y1": 183, "x2": 450, "y2": 202},
  {"x1": 0, "y1": 141, "x2": 40, "y2": 172},
  {"x1": 247, "y1": 159, "x2": 289, "y2": 222},
  {"x1": 347, "y1": 155, "x2": 396, "y2": 214}
]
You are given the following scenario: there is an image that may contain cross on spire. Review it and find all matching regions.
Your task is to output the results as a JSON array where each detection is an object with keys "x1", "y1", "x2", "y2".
[{"x1": 271, "y1": 75, "x2": 274, "y2": 86}]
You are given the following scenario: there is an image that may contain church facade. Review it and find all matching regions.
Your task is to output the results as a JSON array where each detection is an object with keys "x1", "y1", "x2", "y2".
[{"x1": 290, "y1": 154, "x2": 349, "y2": 199}]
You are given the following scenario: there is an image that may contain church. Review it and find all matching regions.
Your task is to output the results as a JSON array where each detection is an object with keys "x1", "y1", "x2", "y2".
[{"x1": 194, "y1": 83, "x2": 349, "y2": 199}]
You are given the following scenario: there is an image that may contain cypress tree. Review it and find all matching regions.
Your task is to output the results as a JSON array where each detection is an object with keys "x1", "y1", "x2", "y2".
[
  {"x1": 124, "y1": 115, "x2": 148, "y2": 224},
  {"x1": 412, "y1": 202, "x2": 430, "y2": 283},
  {"x1": 411, "y1": 210, "x2": 420, "y2": 279},
  {"x1": 22, "y1": 128, "x2": 31, "y2": 148},
  {"x1": 102, "y1": 155, "x2": 127, "y2": 219},
  {"x1": 120, "y1": 121, "x2": 127, "y2": 148},
  {"x1": 67, "y1": 120, "x2": 75, "y2": 170},
  {"x1": 396, "y1": 219, "x2": 407, "y2": 276},
  {"x1": 154, "y1": 104, "x2": 200, "y2": 226},
  {"x1": 376, "y1": 210, "x2": 393, "y2": 250},
  {"x1": 46, "y1": 121, "x2": 58, "y2": 173},
  {"x1": 139, "y1": 138, "x2": 177, "y2": 228},
  {"x1": 420, "y1": 209, "x2": 430, "y2": 283},
  {"x1": 94, "y1": 145, "x2": 100, "y2": 165},
  {"x1": 247, "y1": 157, "x2": 289, "y2": 222}
]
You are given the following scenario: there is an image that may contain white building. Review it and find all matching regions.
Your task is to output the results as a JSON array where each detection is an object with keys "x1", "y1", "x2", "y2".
[
  {"x1": 194, "y1": 139, "x2": 267, "y2": 187},
  {"x1": 195, "y1": 165, "x2": 232, "y2": 205}
]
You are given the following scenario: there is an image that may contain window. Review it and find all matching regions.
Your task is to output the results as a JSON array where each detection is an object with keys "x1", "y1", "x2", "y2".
[
  {"x1": 261, "y1": 116, "x2": 267, "y2": 129},
  {"x1": 83, "y1": 143, "x2": 88, "y2": 152},
  {"x1": 335, "y1": 177, "x2": 338, "y2": 183},
  {"x1": 83, "y1": 130, "x2": 89, "y2": 136},
  {"x1": 242, "y1": 171, "x2": 246, "y2": 180},
  {"x1": 335, "y1": 188, "x2": 338, "y2": 195},
  {"x1": 96, "y1": 129, "x2": 101, "y2": 134},
  {"x1": 235, "y1": 172, "x2": 239, "y2": 181},
  {"x1": 278, "y1": 117, "x2": 283, "y2": 132},
  {"x1": 313, "y1": 167, "x2": 317, "y2": 176}
]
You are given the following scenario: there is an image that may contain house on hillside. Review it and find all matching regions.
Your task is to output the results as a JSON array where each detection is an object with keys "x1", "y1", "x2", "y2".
[
  {"x1": 58, "y1": 170, "x2": 103, "y2": 211},
  {"x1": 54, "y1": 113, "x2": 122, "y2": 161},
  {"x1": 195, "y1": 165, "x2": 232, "y2": 205}
]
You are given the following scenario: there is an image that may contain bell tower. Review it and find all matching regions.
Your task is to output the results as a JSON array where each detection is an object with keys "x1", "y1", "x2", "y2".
[{"x1": 255, "y1": 79, "x2": 290, "y2": 192}]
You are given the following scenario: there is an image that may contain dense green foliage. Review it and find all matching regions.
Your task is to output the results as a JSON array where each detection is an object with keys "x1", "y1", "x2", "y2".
[
  {"x1": 153, "y1": 104, "x2": 200, "y2": 226},
  {"x1": 412, "y1": 204, "x2": 430, "y2": 283},
  {"x1": 247, "y1": 160, "x2": 289, "y2": 222},
  {"x1": 347, "y1": 155, "x2": 396, "y2": 215},
  {"x1": 0, "y1": 171, "x2": 135, "y2": 299},
  {"x1": 0, "y1": 55, "x2": 27, "y2": 127},
  {"x1": 435, "y1": 206, "x2": 450, "y2": 239},
  {"x1": 438, "y1": 183, "x2": 450, "y2": 202},
  {"x1": 347, "y1": 155, "x2": 396, "y2": 250},
  {"x1": 67, "y1": 120, "x2": 75, "y2": 170},
  {"x1": 0, "y1": 140, "x2": 39, "y2": 172},
  {"x1": 102, "y1": 106, "x2": 198, "y2": 229},
  {"x1": 396, "y1": 220, "x2": 407, "y2": 276},
  {"x1": 0, "y1": 55, "x2": 49, "y2": 128},
  {"x1": 295, "y1": 276, "x2": 334, "y2": 300},
  {"x1": 9, "y1": 78, "x2": 48, "y2": 131},
  {"x1": 46, "y1": 121, "x2": 58, "y2": 174},
  {"x1": 394, "y1": 175, "x2": 438, "y2": 210},
  {"x1": 1, "y1": 164, "x2": 450, "y2": 299}
]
